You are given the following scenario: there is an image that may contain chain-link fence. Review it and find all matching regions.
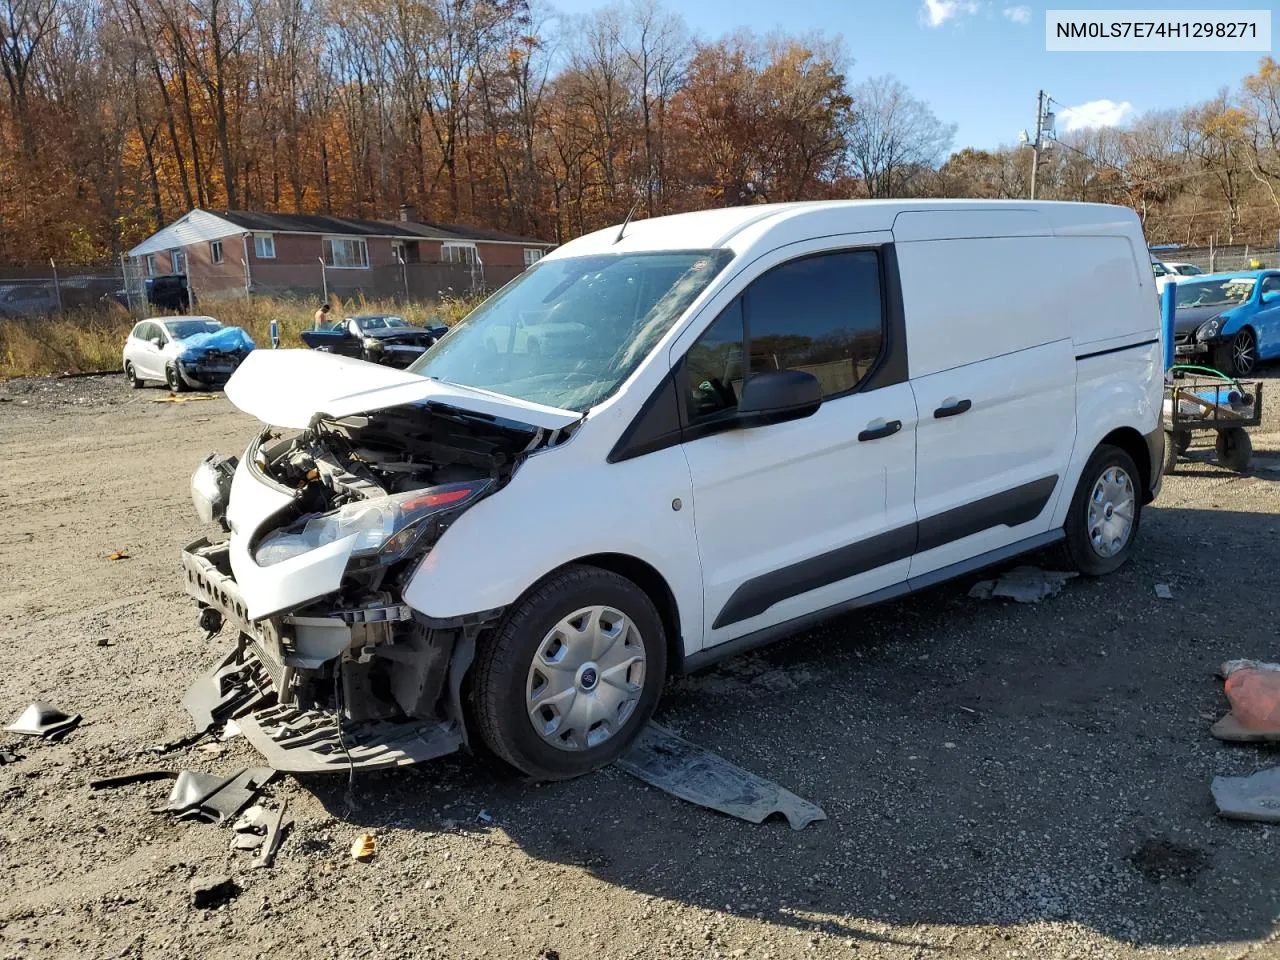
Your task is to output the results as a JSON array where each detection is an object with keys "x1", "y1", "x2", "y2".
[
  {"x1": 1151, "y1": 243, "x2": 1280, "y2": 274},
  {"x1": 0, "y1": 262, "x2": 128, "y2": 319}
]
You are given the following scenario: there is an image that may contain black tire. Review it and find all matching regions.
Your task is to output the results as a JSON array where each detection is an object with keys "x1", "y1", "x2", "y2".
[
  {"x1": 1163, "y1": 430, "x2": 1180, "y2": 475},
  {"x1": 1213, "y1": 328, "x2": 1257, "y2": 377},
  {"x1": 1057, "y1": 444, "x2": 1143, "y2": 577},
  {"x1": 165, "y1": 363, "x2": 187, "y2": 393},
  {"x1": 471, "y1": 565, "x2": 667, "y2": 781},
  {"x1": 124, "y1": 362, "x2": 143, "y2": 389},
  {"x1": 1215, "y1": 428, "x2": 1252, "y2": 472}
]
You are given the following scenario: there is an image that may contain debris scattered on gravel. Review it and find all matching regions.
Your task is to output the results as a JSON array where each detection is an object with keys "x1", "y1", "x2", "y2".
[
  {"x1": 351, "y1": 832, "x2": 377, "y2": 861},
  {"x1": 5, "y1": 701, "x2": 81, "y2": 740},
  {"x1": 1211, "y1": 661, "x2": 1280, "y2": 742},
  {"x1": 107, "y1": 551, "x2": 130, "y2": 561},
  {"x1": 1212, "y1": 768, "x2": 1280, "y2": 822},
  {"x1": 152, "y1": 393, "x2": 217, "y2": 404},
  {"x1": 1220, "y1": 659, "x2": 1280, "y2": 678},
  {"x1": 89, "y1": 770, "x2": 177, "y2": 791},
  {"x1": 95, "y1": 637, "x2": 112, "y2": 647},
  {"x1": 189, "y1": 874, "x2": 240, "y2": 910},
  {"x1": 231, "y1": 801, "x2": 289, "y2": 868},
  {"x1": 617, "y1": 722, "x2": 827, "y2": 831},
  {"x1": 968, "y1": 566, "x2": 1077, "y2": 603},
  {"x1": 251, "y1": 801, "x2": 288, "y2": 869},
  {"x1": 0, "y1": 747, "x2": 23, "y2": 765},
  {"x1": 160, "y1": 767, "x2": 274, "y2": 823},
  {"x1": 1154, "y1": 583, "x2": 1173, "y2": 600}
]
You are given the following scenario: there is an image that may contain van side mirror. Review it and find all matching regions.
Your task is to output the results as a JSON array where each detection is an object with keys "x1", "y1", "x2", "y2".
[{"x1": 736, "y1": 369, "x2": 822, "y2": 427}]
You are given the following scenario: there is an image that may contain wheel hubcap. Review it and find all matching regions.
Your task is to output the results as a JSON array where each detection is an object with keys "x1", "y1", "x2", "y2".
[
  {"x1": 525, "y1": 605, "x2": 646, "y2": 752},
  {"x1": 1087, "y1": 465, "x2": 1135, "y2": 559},
  {"x1": 1234, "y1": 333, "x2": 1255, "y2": 374}
]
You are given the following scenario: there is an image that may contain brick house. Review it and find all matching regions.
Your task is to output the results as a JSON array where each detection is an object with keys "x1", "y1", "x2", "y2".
[{"x1": 126, "y1": 206, "x2": 556, "y2": 303}]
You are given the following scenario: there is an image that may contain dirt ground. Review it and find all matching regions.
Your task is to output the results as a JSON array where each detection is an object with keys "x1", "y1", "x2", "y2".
[{"x1": 1, "y1": 370, "x2": 1279, "y2": 960}]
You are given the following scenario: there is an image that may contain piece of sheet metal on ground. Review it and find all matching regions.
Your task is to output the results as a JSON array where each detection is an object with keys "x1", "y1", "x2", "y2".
[
  {"x1": 617, "y1": 723, "x2": 826, "y2": 831},
  {"x1": 1212, "y1": 768, "x2": 1280, "y2": 822}
]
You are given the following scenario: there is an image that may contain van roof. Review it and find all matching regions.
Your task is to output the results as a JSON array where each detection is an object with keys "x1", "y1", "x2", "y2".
[{"x1": 547, "y1": 199, "x2": 1142, "y2": 260}]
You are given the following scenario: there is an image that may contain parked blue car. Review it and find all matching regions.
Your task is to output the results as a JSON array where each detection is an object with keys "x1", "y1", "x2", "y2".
[{"x1": 1173, "y1": 269, "x2": 1280, "y2": 376}]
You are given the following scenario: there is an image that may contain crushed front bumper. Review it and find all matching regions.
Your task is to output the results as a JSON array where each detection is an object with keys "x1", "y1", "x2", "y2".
[
  {"x1": 177, "y1": 359, "x2": 242, "y2": 389},
  {"x1": 180, "y1": 538, "x2": 464, "y2": 772}
]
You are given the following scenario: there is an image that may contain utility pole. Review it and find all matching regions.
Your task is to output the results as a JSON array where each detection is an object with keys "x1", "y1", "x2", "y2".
[{"x1": 1030, "y1": 89, "x2": 1045, "y2": 200}]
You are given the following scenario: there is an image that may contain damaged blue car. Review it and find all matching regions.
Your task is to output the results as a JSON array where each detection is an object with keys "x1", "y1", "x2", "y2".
[{"x1": 123, "y1": 316, "x2": 256, "y2": 392}]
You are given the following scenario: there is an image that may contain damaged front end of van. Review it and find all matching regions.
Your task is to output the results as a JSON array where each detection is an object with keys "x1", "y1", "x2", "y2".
[{"x1": 179, "y1": 349, "x2": 580, "y2": 772}]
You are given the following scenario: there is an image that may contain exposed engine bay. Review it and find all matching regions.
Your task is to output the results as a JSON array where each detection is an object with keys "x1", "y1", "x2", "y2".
[{"x1": 181, "y1": 400, "x2": 560, "y2": 772}]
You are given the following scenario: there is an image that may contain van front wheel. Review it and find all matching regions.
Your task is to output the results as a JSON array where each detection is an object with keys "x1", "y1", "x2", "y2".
[
  {"x1": 471, "y1": 565, "x2": 667, "y2": 781},
  {"x1": 1058, "y1": 444, "x2": 1142, "y2": 577}
]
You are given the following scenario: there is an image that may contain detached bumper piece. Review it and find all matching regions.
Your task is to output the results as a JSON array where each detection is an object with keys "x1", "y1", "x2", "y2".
[
  {"x1": 183, "y1": 646, "x2": 276, "y2": 733},
  {"x1": 236, "y1": 704, "x2": 461, "y2": 773}
]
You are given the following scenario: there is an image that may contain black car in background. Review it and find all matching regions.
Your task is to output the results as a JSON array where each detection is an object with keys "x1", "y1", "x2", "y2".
[{"x1": 299, "y1": 313, "x2": 448, "y2": 367}]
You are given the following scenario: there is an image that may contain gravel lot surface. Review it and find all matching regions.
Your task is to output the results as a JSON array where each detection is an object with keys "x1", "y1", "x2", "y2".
[{"x1": 1, "y1": 370, "x2": 1279, "y2": 960}]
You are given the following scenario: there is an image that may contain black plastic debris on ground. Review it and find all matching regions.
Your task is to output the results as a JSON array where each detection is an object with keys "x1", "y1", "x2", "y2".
[
  {"x1": 616, "y1": 722, "x2": 826, "y2": 831},
  {"x1": 159, "y1": 767, "x2": 275, "y2": 824},
  {"x1": 0, "y1": 746, "x2": 23, "y2": 765},
  {"x1": 90, "y1": 770, "x2": 178, "y2": 790},
  {"x1": 5, "y1": 702, "x2": 81, "y2": 740}
]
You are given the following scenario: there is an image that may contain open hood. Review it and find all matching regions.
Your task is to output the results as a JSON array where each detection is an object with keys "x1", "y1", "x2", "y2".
[{"x1": 223, "y1": 349, "x2": 582, "y2": 431}]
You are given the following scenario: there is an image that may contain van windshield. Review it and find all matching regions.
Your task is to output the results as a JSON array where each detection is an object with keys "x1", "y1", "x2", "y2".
[
  {"x1": 408, "y1": 250, "x2": 734, "y2": 412},
  {"x1": 1176, "y1": 278, "x2": 1255, "y2": 309}
]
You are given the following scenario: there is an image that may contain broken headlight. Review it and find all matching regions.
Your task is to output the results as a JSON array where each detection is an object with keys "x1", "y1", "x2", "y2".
[
  {"x1": 253, "y1": 480, "x2": 492, "y2": 568},
  {"x1": 191, "y1": 454, "x2": 238, "y2": 529},
  {"x1": 1196, "y1": 316, "x2": 1223, "y2": 342}
]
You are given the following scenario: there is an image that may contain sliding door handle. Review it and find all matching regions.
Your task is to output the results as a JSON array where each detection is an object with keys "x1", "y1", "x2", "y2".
[
  {"x1": 858, "y1": 419, "x2": 902, "y2": 442},
  {"x1": 933, "y1": 398, "x2": 972, "y2": 419}
]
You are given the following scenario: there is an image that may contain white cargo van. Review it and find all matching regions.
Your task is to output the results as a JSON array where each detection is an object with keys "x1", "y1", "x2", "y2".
[{"x1": 183, "y1": 200, "x2": 1164, "y2": 780}]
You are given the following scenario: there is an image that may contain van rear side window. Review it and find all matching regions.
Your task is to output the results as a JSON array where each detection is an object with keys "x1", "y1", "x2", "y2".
[{"x1": 685, "y1": 250, "x2": 885, "y2": 420}]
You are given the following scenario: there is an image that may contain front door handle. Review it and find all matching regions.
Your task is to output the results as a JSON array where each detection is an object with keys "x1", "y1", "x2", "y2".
[
  {"x1": 933, "y1": 398, "x2": 972, "y2": 419},
  {"x1": 858, "y1": 419, "x2": 902, "y2": 442}
]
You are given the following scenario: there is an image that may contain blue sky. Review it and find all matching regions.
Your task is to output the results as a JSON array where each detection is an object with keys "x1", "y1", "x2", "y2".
[{"x1": 548, "y1": 0, "x2": 1269, "y2": 152}]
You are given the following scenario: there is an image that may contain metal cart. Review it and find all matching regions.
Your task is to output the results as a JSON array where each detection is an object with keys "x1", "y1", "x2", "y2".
[{"x1": 1163, "y1": 365, "x2": 1263, "y2": 474}]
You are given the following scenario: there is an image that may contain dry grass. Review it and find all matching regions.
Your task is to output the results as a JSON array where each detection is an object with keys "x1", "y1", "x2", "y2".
[{"x1": 0, "y1": 293, "x2": 482, "y2": 380}]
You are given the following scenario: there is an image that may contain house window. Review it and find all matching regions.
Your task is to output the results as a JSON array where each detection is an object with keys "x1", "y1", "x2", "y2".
[
  {"x1": 323, "y1": 237, "x2": 369, "y2": 269},
  {"x1": 145, "y1": 255, "x2": 156, "y2": 277},
  {"x1": 254, "y1": 234, "x2": 275, "y2": 259},
  {"x1": 171, "y1": 249, "x2": 187, "y2": 274},
  {"x1": 210, "y1": 240, "x2": 223, "y2": 265},
  {"x1": 442, "y1": 242, "x2": 479, "y2": 266},
  {"x1": 391, "y1": 241, "x2": 407, "y2": 264},
  {"x1": 523, "y1": 248, "x2": 544, "y2": 267}
]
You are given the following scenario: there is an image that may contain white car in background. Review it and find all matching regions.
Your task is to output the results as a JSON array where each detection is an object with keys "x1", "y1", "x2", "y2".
[
  {"x1": 122, "y1": 315, "x2": 253, "y2": 391},
  {"x1": 1153, "y1": 260, "x2": 1205, "y2": 294}
]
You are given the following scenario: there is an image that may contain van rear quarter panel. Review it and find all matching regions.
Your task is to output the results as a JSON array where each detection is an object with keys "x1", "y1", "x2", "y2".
[{"x1": 1050, "y1": 343, "x2": 1163, "y2": 528}]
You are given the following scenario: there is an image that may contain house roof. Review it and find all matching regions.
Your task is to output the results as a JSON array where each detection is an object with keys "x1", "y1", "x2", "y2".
[{"x1": 128, "y1": 208, "x2": 553, "y2": 257}]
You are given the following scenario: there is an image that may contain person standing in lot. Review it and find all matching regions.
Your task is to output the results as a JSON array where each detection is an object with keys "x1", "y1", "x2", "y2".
[{"x1": 314, "y1": 302, "x2": 331, "y2": 330}]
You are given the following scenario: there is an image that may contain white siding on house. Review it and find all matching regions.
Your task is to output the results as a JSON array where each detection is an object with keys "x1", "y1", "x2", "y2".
[{"x1": 128, "y1": 210, "x2": 244, "y2": 257}]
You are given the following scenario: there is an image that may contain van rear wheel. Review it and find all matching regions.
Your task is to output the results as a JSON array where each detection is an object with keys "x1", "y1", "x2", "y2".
[
  {"x1": 471, "y1": 565, "x2": 666, "y2": 781},
  {"x1": 1058, "y1": 444, "x2": 1142, "y2": 576}
]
